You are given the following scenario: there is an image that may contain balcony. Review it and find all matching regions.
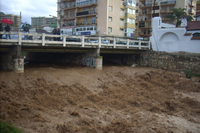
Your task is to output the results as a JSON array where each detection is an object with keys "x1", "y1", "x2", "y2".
[
  {"x1": 139, "y1": 0, "x2": 145, "y2": 3},
  {"x1": 139, "y1": 33, "x2": 152, "y2": 37},
  {"x1": 125, "y1": 23, "x2": 135, "y2": 29},
  {"x1": 188, "y1": 8, "x2": 194, "y2": 15},
  {"x1": 188, "y1": 2, "x2": 195, "y2": 8},
  {"x1": 139, "y1": 17, "x2": 151, "y2": 22},
  {"x1": 62, "y1": 16, "x2": 76, "y2": 21},
  {"x1": 160, "y1": 0, "x2": 176, "y2": 6},
  {"x1": 160, "y1": 9, "x2": 173, "y2": 14},
  {"x1": 61, "y1": 0, "x2": 75, "y2": 2},
  {"x1": 140, "y1": 3, "x2": 152, "y2": 9},
  {"x1": 126, "y1": 13, "x2": 136, "y2": 19},
  {"x1": 76, "y1": 0, "x2": 97, "y2": 7},
  {"x1": 76, "y1": 11, "x2": 97, "y2": 17},
  {"x1": 152, "y1": 13, "x2": 159, "y2": 17},
  {"x1": 76, "y1": 21, "x2": 97, "y2": 27}
]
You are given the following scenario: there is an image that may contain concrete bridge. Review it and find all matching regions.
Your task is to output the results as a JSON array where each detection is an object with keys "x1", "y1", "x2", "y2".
[{"x1": 0, "y1": 32, "x2": 150, "y2": 72}]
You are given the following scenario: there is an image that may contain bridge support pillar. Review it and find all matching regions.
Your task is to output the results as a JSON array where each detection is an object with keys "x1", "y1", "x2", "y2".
[
  {"x1": 11, "y1": 45, "x2": 24, "y2": 73},
  {"x1": 82, "y1": 48, "x2": 103, "y2": 70},
  {"x1": 139, "y1": 50, "x2": 150, "y2": 67},
  {"x1": 2, "y1": 45, "x2": 24, "y2": 73}
]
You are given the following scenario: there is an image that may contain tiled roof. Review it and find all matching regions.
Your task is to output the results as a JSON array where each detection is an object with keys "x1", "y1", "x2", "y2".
[
  {"x1": 191, "y1": 37, "x2": 200, "y2": 40},
  {"x1": 184, "y1": 33, "x2": 192, "y2": 36},
  {"x1": 186, "y1": 21, "x2": 200, "y2": 31}
]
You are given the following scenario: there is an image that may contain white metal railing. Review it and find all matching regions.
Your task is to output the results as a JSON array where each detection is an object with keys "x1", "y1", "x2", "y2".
[{"x1": 0, "y1": 32, "x2": 150, "y2": 50}]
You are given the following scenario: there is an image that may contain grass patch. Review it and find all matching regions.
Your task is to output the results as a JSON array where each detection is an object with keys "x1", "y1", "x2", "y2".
[{"x1": 0, "y1": 120, "x2": 22, "y2": 133}]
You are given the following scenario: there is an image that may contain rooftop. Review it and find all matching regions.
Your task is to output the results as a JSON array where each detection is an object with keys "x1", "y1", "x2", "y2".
[{"x1": 186, "y1": 21, "x2": 200, "y2": 31}]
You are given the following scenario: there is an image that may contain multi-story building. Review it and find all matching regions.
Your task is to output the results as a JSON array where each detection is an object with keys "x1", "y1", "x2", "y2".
[
  {"x1": 31, "y1": 16, "x2": 57, "y2": 29},
  {"x1": 57, "y1": 0, "x2": 136, "y2": 37},
  {"x1": 0, "y1": 12, "x2": 20, "y2": 27},
  {"x1": 196, "y1": 0, "x2": 200, "y2": 15},
  {"x1": 136, "y1": 0, "x2": 197, "y2": 38}
]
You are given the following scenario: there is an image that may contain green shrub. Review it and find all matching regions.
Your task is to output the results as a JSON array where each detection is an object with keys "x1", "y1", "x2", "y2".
[{"x1": 0, "y1": 120, "x2": 22, "y2": 133}]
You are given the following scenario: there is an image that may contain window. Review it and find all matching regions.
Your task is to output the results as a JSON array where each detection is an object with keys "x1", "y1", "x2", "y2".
[
  {"x1": 70, "y1": 20, "x2": 74, "y2": 26},
  {"x1": 108, "y1": 27, "x2": 112, "y2": 32},
  {"x1": 84, "y1": 8, "x2": 89, "y2": 12},
  {"x1": 84, "y1": 18, "x2": 88, "y2": 24},
  {"x1": 120, "y1": 28, "x2": 124, "y2": 31},
  {"x1": 128, "y1": 8, "x2": 135, "y2": 14},
  {"x1": 91, "y1": 17, "x2": 96, "y2": 24},
  {"x1": 121, "y1": 8, "x2": 124, "y2": 11},
  {"x1": 129, "y1": 9, "x2": 133, "y2": 14},
  {"x1": 71, "y1": 2, "x2": 75, "y2": 7},
  {"x1": 65, "y1": 21, "x2": 69, "y2": 26},
  {"x1": 120, "y1": 18, "x2": 124, "y2": 21},
  {"x1": 128, "y1": 18, "x2": 135, "y2": 24},
  {"x1": 70, "y1": 11, "x2": 74, "y2": 17},
  {"x1": 65, "y1": 3, "x2": 70, "y2": 8},
  {"x1": 109, "y1": 6, "x2": 113, "y2": 11},
  {"x1": 91, "y1": 7, "x2": 96, "y2": 13},
  {"x1": 65, "y1": 11, "x2": 68, "y2": 17},
  {"x1": 109, "y1": 17, "x2": 112, "y2": 22}
]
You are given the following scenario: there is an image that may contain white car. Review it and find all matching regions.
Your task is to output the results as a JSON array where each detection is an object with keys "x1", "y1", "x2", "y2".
[
  {"x1": 101, "y1": 40, "x2": 109, "y2": 44},
  {"x1": 88, "y1": 40, "x2": 99, "y2": 43}
]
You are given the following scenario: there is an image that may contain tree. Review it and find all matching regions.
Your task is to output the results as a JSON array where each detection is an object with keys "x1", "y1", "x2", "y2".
[{"x1": 166, "y1": 7, "x2": 187, "y2": 27}]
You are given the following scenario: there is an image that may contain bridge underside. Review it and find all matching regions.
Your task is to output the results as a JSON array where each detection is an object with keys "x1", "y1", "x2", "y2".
[{"x1": 0, "y1": 45, "x2": 149, "y2": 72}]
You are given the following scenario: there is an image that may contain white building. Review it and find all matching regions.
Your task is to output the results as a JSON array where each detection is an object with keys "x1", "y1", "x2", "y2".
[{"x1": 150, "y1": 17, "x2": 200, "y2": 54}]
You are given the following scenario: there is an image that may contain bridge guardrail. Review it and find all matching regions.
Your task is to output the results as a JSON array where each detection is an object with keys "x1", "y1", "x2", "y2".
[{"x1": 0, "y1": 32, "x2": 150, "y2": 50}]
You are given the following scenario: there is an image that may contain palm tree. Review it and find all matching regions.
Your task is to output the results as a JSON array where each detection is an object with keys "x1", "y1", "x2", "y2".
[{"x1": 166, "y1": 8, "x2": 187, "y2": 27}]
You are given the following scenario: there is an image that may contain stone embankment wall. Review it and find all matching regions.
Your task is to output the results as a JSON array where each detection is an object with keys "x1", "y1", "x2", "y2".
[{"x1": 149, "y1": 51, "x2": 200, "y2": 74}]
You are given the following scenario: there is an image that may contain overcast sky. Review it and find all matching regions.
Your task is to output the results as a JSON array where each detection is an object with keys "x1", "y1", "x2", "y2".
[{"x1": 0, "y1": 0, "x2": 57, "y2": 24}]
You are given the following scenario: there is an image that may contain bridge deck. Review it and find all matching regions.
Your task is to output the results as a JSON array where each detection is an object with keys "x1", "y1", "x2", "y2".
[{"x1": 0, "y1": 32, "x2": 150, "y2": 52}]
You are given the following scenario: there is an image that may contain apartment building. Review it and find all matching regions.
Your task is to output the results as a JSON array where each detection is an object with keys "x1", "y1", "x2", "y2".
[
  {"x1": 0, "y1": 12, "x2": 20, "y2": 27},
  {"x1": 136, "y1": 0, "x2": 197, "y2": 38},
  {"x1": 196, "y1": 0, "x2": 200, "y2": 15},
  {"x1": 31, "y1": 17, "x2": 57, "y2": 29},
  {"x1": 57, "y1": 0, "x2": 136, "y2": 37}
]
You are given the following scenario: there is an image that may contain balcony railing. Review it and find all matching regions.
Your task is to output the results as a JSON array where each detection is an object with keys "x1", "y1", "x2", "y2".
[
  {"x1": 160, "y1": 0, "x2": 176, "y2": 5},
  {"x1": 76, "y1": 11, "x2": 97, "y2": 17},
  {"x1": 77, "y1": 11, "x2": 89, "y2": 16},
  {"x1": 140, "y1": 3, "x2": 152, "y2": 7},
  {"x1": 76, "y1": 0, "x2": 97, "y2": 7}
]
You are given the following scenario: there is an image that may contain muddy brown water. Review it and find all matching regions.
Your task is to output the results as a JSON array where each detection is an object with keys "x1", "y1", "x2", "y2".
[{"x1": 0, "y1": 65, "x2": 200, "y2": 133}]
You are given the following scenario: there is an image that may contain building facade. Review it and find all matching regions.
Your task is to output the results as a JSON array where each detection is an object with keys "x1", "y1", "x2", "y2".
[
  {"x1": 31, "y1": 17, "x2": 57, "y2": 29},
  {"x1": 196, "y1": 0, "x2": 200, "y2": 15},
  {"x1": 136, "y1": 0, "x2": 197, "y2": 38},
  {"x1": 0, "y1": 12, "x2": 20, "y2": 27},
  {"x1": 57, "y1": 0, "x2": 136, "y2": 37}
]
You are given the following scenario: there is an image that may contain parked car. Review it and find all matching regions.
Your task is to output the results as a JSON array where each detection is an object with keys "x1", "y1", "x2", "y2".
[
  {"x1": 66, "y1": 38, "x2": 81, "y2": 42},
  {"x1": 116, "y1": 41, "x2": 127, "y2": 45},
  {"x1": 101, "y1": 40, "x2": 109, "y2": 44},
  {"x1": 88, "y1": 40, "x2": 99, "y2": 43}
]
